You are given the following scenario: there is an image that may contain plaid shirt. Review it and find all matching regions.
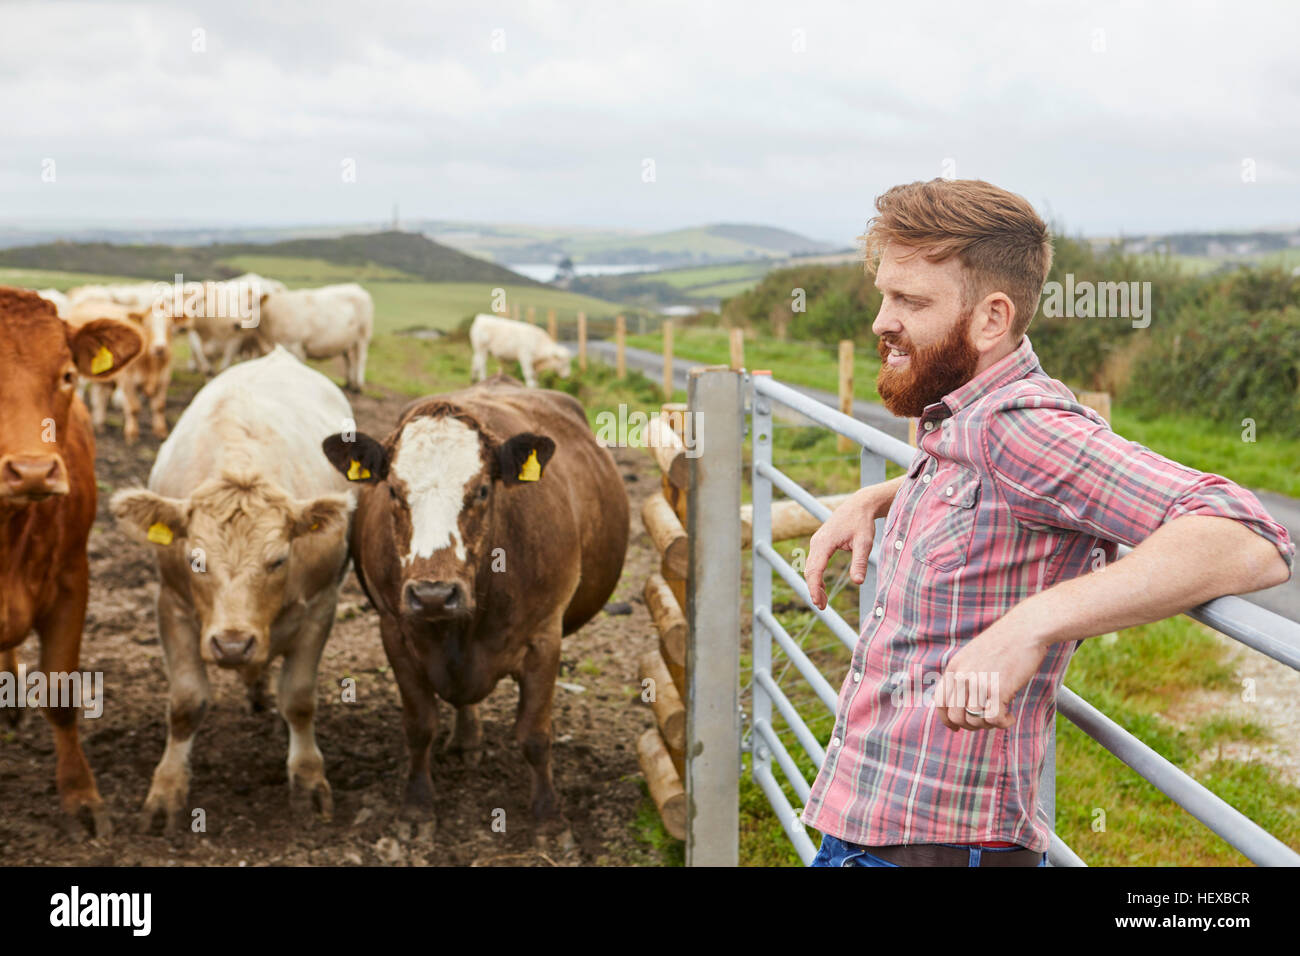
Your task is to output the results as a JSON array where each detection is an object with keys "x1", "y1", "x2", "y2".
[{"x1": 801, "y1": 334, "x2": 1295, "y2": 852}]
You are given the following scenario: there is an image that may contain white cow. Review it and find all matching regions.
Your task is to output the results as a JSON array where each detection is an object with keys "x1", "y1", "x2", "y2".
[
  {"x1": 469, "y1": 313, "x2": 572, "y2": 388},
  {"x1": 180, "y1": 277, "x2": 276, "y2": 375},
  {"x1": 110, "y1": 347, "x2": 355, "y2": 832},
  {"x1": 257, "y1": 283, "x2": 374, "y2": 391},
  {"x1": 35, "y1": 288, "x2": 70, "y2": 316}
]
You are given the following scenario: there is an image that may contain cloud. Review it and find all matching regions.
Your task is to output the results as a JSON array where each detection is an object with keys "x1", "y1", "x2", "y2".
[{"x1": 1, "y1": 0, "x2": 1297, "y2": 242}]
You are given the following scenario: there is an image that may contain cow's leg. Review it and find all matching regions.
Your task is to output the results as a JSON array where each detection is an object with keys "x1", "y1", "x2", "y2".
[
  {"x1": 513, "y1": 620, "x2": 564, "y2": 827},
  {"x1": 238, "y1": 662, "x2": 270, "y2": 713},
  {"x1": 34, "y1": 569, "x2": 110, "y2": 838},
  {"x1": 142, "y1": 588, "x2": 208, "y2": 836},
  {"x1": 446, "y1": 704, "x2": 482, "y2": 765},
  {"x1": 217, "y1": 338, "x2": 240, "y2": 372},
  {"x1": 89, "y1": 382, "x2": 110, "y2": 432},
  {"x1": 1, "y1": 645, "x2": 21, "y2": 727},
  {"x1": 471, "y1": 347, "x2": 487, "y2": 382},
  {"x1": 379, "y1": 616, "x2": 439, "y2": 822},
  {"x1": 147, "y1": 366, "x2": 170, "y2": 438},
  {"x1": 120, "y1": 381, "x2": 141, "y2": 445},
  {"x1": 276, "y1": 595, "x2": 335, "y2": 823},
  {"x1": 187, "y1": 329, "x2": 210, "y2": 374},
  {"x1": 519, "y1": 351, "x2": 538, "y2": 388},
  {"x1": 352, "y1": 337, "x2": 368, "y2": 388}
]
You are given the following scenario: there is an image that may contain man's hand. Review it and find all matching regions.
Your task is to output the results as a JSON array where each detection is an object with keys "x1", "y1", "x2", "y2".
[
  {"x1": 803, "y1": 477, "x2": 902, "y2": 610},
  {"x1": 933, "y1": 621, "x2": 1046, "y2": 731}
]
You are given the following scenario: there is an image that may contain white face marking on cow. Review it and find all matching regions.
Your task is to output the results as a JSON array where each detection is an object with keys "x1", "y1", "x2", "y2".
[{"x1": 392, "y1": 416, "x2": 483, "y2": 566}]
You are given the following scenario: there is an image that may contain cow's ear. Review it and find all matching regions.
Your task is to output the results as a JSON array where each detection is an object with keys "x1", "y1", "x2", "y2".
[
  {"x1": 322, "y1": 433, "x2": 388, "y2": 483},
  {"x1": 110, "y1": 488, "x2": 190, "y2": 545},
  {"x1": 495, "y1": 433, "x2": 556, "y2": 486},
  {"x1": 66, "y1": 318, "x2": 144, "y2": 380},
  {"x1": 289, "y1": 491, "x2": 355, "y2": 538}
]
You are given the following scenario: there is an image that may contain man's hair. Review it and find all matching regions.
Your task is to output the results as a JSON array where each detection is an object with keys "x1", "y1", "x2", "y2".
[{"x1": 859, "y1": 179, "x2": 1053, "y2": 338}]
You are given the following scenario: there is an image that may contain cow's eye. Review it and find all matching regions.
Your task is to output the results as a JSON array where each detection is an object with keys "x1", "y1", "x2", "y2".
[
  {"x1": 267, "y1": 554, "x2": 288, "y2": 571},
  {"x1": 477, "y1": 484, "x2": 489, "y2": 501},
  {"x1": 388, "y1": 485, "x2": 399, "y2": 502},
  {"x1": 61, "y1": 369, "x2": 76, "y2": 387}
]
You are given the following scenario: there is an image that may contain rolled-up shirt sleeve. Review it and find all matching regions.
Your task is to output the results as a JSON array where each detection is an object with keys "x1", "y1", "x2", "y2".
[{"x1": 982, "y1": 395, "x2": 1295, "y2": 576}]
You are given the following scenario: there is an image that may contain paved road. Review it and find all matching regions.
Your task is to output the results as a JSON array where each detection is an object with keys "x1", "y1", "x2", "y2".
[{"x1": 583, "y1": 338, "x2": 1300, "y2": 621}]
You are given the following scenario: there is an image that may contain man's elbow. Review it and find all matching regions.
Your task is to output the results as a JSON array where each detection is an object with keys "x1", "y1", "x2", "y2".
[{"x1": 1241, "y1": 535, "x2": 1292, "y2": 592}]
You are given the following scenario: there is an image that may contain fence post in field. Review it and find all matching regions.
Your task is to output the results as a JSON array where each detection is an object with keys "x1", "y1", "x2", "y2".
[
  {"x1": 685, "y1": 365, "x2": 742, "y2": 867},
  {"x1": 512, "y1": 302, "x2": 520, "y2": 321},
  {"x1": 729, "y1": 327, "x2": 744, "y2": 370},
  {"x1": 837, "y1": 339, "x2": 854, "y2": 453},
  {"x1": 527, "y1": 305, "x2": 535, "y2": 325},
  {"x1": 547, "y1": 307, "x2": 557, "y2": 341},
  {"x1": 615, "y1": 314, "x2": 626, "y2": 379},
  {"x1": 663, "y1": 319, "x2": 674, "y2": 400},
  {"x1": 1077, "y1": 390, "x2": 1112, "y2": 423},
  {"x1": 577, "y1": 311, "x2": 587, "y2": 371}
]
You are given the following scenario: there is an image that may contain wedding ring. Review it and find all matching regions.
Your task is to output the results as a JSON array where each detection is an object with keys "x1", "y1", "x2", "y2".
[{"x1": 964, "y1": 707, "x2": 984, "y2": 717}]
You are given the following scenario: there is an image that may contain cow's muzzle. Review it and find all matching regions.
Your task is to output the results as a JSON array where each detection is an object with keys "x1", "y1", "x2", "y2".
[
  {"x1": 403, "y1": 579, "x2": 469, "y2": 620},
  {"x1": 209, "y1": 630, "x2": 257, "y2": 667},
  {"x1": 0, "y1": 454, "x2": 69, "y2": 501}
]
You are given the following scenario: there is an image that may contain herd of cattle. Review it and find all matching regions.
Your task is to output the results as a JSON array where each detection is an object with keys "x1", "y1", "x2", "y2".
[{"x1": 0, "y1": 283, "x2": 627, "y2": 841}]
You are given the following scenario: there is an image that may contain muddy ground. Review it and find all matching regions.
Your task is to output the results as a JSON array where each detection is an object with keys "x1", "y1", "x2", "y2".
[{"x1": 1, "y1": 376, "x2": 667, "y2": 866}]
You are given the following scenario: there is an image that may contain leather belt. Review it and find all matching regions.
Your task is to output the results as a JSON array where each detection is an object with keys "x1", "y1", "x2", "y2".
[{"x1": 860, "y1": 842, "x2": 1042, "y2": 867}]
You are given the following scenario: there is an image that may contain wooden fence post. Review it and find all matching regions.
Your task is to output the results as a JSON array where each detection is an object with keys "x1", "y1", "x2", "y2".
[
  {"x1": 547, "y1": 307, "x2": 557, "y2": 341},
  {"x1": 577, "y1": 311, "x2": 587, "y2": 371},
  {"x1": 729, "y1": 327, "x2": 744, "y2": 370}
]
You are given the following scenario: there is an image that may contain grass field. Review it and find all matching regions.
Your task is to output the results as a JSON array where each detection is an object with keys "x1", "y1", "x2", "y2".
[{"x1": 8, "y1": 263, "x2": 1296, "y2": 867}]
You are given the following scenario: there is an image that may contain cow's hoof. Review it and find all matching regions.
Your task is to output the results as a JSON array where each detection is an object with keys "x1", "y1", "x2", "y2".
[
  {"x1": 140, "y1": 790, "x2": 183, "y2": 837},
  {"x1": 444, "y1": 741, "x2": 483, "y2": 766},
  {"x1": 59, "y1": 800, "x2": 113, "y2": 841},
  {"x1": 290, "y1": 778, "x2": 333, "y2": 824},
  {"x1": 534, "y1": 823, "x2": 575, "y2": 855}
]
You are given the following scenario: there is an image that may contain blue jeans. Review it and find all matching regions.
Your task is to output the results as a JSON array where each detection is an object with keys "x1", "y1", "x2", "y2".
[{"x1": 809, "y1": 833, "x2": 1047, "y2": 867}]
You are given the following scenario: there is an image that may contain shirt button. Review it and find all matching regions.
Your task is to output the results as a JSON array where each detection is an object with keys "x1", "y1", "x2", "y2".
[
  {"x1": 941, "y1": 419, "x2": 952, "y2": 429},
  {"x1": 922, "y1": 473, "x2": 932, "y2": 484},
  {"x1": 945, "y1": 486, "x2": 955, "y2": 496},
  {"x1": 852, "y1": 671, "x2": 862, "y2": 683},
  {"x1": 894, "y1": 539, "x2": 903, "y2": 551},
  {"x1": 874, "y1": 605, "x2": 884, "y2": 617},
  {"x1": 831, "y1": 736, "x2": 842, "y2": 748},
  {"x1": 923, "y1": 421, "x2": 935, "y2": 431}
]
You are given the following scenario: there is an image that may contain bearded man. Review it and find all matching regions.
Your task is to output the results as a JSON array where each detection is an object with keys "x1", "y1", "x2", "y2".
[{"x1": 801, "y1": 178, "x2": 1293, "y2": 867}]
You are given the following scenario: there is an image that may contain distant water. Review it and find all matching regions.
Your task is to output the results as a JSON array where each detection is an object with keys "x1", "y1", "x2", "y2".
[{"x1": 507, "y1": 262, "x2": 662, "y2": 283}]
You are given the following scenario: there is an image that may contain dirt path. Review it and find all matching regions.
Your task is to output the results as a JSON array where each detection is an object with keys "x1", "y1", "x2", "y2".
[{"x1": 1, "y1": 377, "x2": 666, "y2": 866}]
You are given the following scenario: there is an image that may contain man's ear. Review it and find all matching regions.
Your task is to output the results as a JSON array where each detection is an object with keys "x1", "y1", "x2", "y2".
[
  {"x1": 110, "y1": 488, "x2": 190, "y2": 545},
  {"x1": 66, "y1": 318, "x2": 144, "y2": 380},
  {"x1": 322, "y1": 432, "x2": 388, "y2": 483},
  {"x1": 495, "y1": 433, "x2": 556, "y2": 486},
  {"x1": 289, "y1": 492, "x2": 355, "y2": 538}
]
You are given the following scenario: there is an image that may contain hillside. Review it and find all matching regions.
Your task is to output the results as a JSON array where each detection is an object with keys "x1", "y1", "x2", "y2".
[{"x1": 0, "y1": 231, "x2": 539, "y2": 286}]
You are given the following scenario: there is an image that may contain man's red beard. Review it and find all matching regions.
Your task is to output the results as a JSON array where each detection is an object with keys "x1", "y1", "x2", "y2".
[{"x1": 876, "y1": 311, "x2": 981, "y2": 418}]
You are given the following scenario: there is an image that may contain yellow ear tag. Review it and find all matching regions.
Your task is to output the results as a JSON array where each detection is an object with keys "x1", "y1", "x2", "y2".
[
  {"x1": 90, "y1": 346, "x2": 114, "y2": 375},
  {"x1": 518, "y1": 449, "x2": 541, "y2": 482},
  {"x1": 347, "y1": 459, "x2": 371, "y2": 481},
  {"x1": 147, "y1": 522, "x2": 173, "y2": 545}
]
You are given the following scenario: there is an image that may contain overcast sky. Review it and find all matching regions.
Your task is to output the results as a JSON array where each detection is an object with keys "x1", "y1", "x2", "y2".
[{"x1": 1, "y1": 0, "x2": 1296, "y2": 244}]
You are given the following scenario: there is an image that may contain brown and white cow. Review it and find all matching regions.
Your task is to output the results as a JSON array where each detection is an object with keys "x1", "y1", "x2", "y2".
[
  {"x1": 67, "y1": 297, "x2": 181, "y2": 444},
  {"x1": 0, "y1": 286, "x2": 143, "y2": 837},
  {"x1": 321, "y1": 375, "x2": 628, "y2": 831},
  {"x1": 111, "y1": 347, "x2": 355, "y2": 833}
]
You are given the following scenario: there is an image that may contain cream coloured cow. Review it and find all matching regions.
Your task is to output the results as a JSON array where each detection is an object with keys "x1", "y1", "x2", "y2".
[
  {"x1": 178, "y1": 279, "x2": 266, "y2": 375},
  {"x1": 469, "y1": 313, "x2": 572, "y2": 388},
  {"x1": 257, "y1": 283, "x2": 373, "y2": 391},
  {"x1": 110, "y1": 347, "x2": 355, "y2": 832}
]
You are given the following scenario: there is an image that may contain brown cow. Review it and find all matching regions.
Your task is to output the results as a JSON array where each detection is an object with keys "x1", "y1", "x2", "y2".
[
  {"x1": 0, "y1": 286, "x2": 143, "y2": 836},
  {"x1": 322, "y1": 376, "x2": 628, "y2": 832}
]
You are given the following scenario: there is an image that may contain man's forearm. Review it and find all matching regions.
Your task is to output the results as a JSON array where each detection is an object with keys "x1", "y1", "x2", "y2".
[
  {"x1": 1003, "y1": 515, "x2": 1291, "y2": 649},
  {"x1": 862, "y1": 475, "x2": 905, "y2": 520}
]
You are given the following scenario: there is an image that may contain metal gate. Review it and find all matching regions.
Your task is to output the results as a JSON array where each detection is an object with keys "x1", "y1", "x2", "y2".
[{"x1": 683, "y1": 366, "x2": 1300, "y2": 867}]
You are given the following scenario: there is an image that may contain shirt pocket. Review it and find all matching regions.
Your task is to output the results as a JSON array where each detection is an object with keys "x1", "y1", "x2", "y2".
[{"x1": 914, "y1": 465, "x2": 981, "y2": 572}]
